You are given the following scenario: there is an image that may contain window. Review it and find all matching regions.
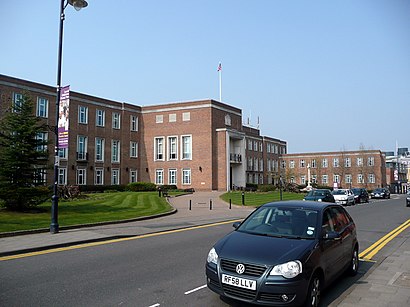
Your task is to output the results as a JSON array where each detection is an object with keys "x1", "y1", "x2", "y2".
[
  {"x1": 96, "y1": 110, "x2": 105, "y2": 127},
  {"x1": 76, "y1": 168, "x2": 86, "y2": 185},
  {"x1": 95, "y1": 137, "x2": 104, "y2": 162},
  {"x1": 181, "y1": 135, "x2": 192, "y2": 160},
  {"x1": 254, "y1": 158, "x2": 258, "y2": 171},
  {"x1": 169, "y1": 114, "x2": 176, "y2": 122},
  {"x1": 357, "y1": 174, "x2": 364, "y2": 184},
  {"x1": 300, "y1": 160, "x2": 305, "y2": 168},
  {"x1": 156, "y1": 115, "x2": 163, "y2": 123},
  {"x1": 253, "y1": 141, "x2": 258, "y2": 151},
  {"x1": 111, "y1": 169, "x2": 120, "y2": 185},
  {"x1": 36, "y1": 132, "x2": 48, "y2": 152},
  {"x1": 345, "y1": 174, "x2": 352, "y2": 184},
  {"x1": 311, "y1": 159, "x2": 317, "y2": 168},
  {"x1": 259, "y1": 142, "x2": 263, "y2": 152},
  {"x1": 130, "y1": 141, "x2": 138, "y2": 158},
  {"x1": 357, "y1": 157, "x2": 363, "y2": 167},
  {"x1": 58, "y1": 167, "x2": 67, "y2": 185},
  {"x1": 77, "y1": 136, "x2": 87, "y2": 160},
  {"x1": 301, "y1": 175, "x2": 306, "y2": 184},
  {"x1": 225, "y1": 114, "x2": 231, "y2": 126},
  {"x1": 130, "y1": 170, "x2": 137, "y2": 183},
  {"x1": 247, "y1": 158, "x2": 252, "y2": 171},
  {"x1": 345, "y1": 158, "x2": 351, "y2": 167},
  {"x1": 155, "y1": 169, "x2": 164, "y2": 185},
  {"x1": 95, "y1": 168, "x2": 104, "y2": 185},
  {"x1": 322, "y1": 158, "x2": 328, "y2": 168},
  {"x1": 182, "y1": 112, "x2": 190, "y2": 121},
  {"x1": 267, "y1": 144, "x2": 271, "y2": 153},
  {"x1": 13, "y1": 92, "x2": 23, "y2": 111},
  {"x1": 368, "y1": 157, "x2": 375, "y2": 166},
  {"x1": 33, "y1": 168, "x2": 47, "y2": 185},
  {"x1": 155, "y1": 137, "x2": 164, "y2": 160},
  {"x1": 78, "y1": 106, "x2": 88, "y2": 124},
  {"x1": 248, "y1": 140, "x2": 253, "y2": 150},
  {"x1": 259, "y1": 159, "x2": 263, "y2": 171},
  {"x1": 312, "y1": 175, "x2": 317, "y2": 183},
  {"x1": 37, "y1": 97, "x2": 48, "y2": 118},
  {"x1": 130, "y1": 115, "x2": 138, "y2": 131},
  {"x1": 333, "y1": 174, "x2": 340, "y2": 183},
  {"x1": 59, "y1": 148, "x2": 68, "y2": 159},
  {"x1": 368, "y1": 174, "x2": 375, "y2": 184},
  {"x1": 322, "y1": 175, "x2": 328, "y2": 184},
  {"x1": 112, "y1": 112, "x2": 121, "y2": 129},
  {"x1": 169, "y1": 169, "x2": 177, "y2": 185},
  {"x1": 168, "y1": 136, "x2": 177, "y2": 160},
  {"x1": 182, "y1": 168, "x2": 191, "y2": 185},
  {"x1": 290, "y1": 176, "x2": 295, "y2": 184},
  {"x1": 112, "y1": 140, "x2": 120, "y2": 162},
  {"x1": 289, "y1": 160, "x2": 295, "y2": 168},
  {"x1": 333, "y1": 158, "x2": 339, "y2": 167}
]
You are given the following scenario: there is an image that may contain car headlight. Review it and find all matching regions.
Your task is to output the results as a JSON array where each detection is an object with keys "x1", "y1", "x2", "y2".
[
  {"x1": 207, "y1": 247, "x2": 218, "y2": 265},
  {"x1": 270, "y1": 260, "x2": 302, "y2": 278},
  {"x1": 317, "y1": 198, "x2": 322, "y2": 202}
]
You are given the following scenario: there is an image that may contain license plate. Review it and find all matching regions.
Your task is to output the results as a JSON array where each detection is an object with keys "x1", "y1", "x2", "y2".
[{"x1": 221, "y1": 274, "x2": 256, "y2": 290}]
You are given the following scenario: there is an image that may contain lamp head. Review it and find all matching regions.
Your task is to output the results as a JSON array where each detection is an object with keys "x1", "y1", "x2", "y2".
[{"x1": 68, "y1": 0, "x2": 88, "y2": 11}]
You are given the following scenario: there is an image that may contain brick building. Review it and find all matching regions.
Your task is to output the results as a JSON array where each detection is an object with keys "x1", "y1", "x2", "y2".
[
  {"x1": 0, "y1": 74, "x2": 286, "y2": 191},
  {"x1": 280, "y1": 150, "x2": 387, "y2": 190}
]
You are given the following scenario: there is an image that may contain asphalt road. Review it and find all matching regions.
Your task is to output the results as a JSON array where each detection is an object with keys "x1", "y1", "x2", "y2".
[{"x1": 1, "y1": 195, "x2": 409, "y2": 307}]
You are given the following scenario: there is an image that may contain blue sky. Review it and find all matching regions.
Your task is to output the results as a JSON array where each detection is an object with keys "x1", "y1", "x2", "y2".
[{"x1": 1, "y1": 0, "x2": 409, "y2": 153}]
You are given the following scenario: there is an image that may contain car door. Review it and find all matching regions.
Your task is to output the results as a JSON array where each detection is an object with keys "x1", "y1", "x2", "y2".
[
  {"x1": 320, "y1": 208, "x2": 345, "y2": 282},
  {"x1": 331, "y1": 206, "x2": 354, "y2": 270}
]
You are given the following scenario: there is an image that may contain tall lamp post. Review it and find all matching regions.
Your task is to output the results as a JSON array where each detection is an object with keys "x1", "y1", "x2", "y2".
[{"x1": 51, "y1": 0, "x2": 88, "y2": 234}]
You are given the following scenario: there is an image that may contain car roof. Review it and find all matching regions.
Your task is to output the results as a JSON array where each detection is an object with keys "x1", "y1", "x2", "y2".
[{"x1": 261, "y1": 200, "x2": 336, "y2": 211}]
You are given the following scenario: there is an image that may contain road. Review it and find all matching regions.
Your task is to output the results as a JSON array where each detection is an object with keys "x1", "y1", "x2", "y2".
[{"x1": 1, "y1": 195, "x2": 409, "y2": 306}]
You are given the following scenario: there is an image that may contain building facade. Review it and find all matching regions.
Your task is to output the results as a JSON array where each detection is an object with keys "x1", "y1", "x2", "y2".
[
  {"x1": 281, "y1": 150, "x2": 387, "y2": 190},
  {"x1": 0, "y1": 74, "x2": 286, "y2": 191}
]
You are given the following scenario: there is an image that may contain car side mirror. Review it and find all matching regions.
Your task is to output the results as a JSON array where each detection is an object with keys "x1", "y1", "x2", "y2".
[
  {"x1": 233, "y1": 222, "x2": 241, "y2": 229},
  {"x1": 323, "y1": 230, "x2": 341, "y2": 241}
]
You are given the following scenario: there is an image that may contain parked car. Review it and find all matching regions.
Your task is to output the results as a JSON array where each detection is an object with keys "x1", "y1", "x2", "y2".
[
  {"x1": 370, "y1": 188, "x2": 391, "y2": 199},
  {"x1": 206, "y1": 201, "x2": 359, "y2": 307},
  {"x1": 303, "y1": 189, "x2": 335, "y2": 203},
  {"x1": 332, "y1": 189, "x2": 355, "y2": 206},
  {"x1": 351, "y1": 188, "x2": 369, "y2": 204},
  {"x1": 406, "y1": 191, "x2": 410, "y2": 207}
]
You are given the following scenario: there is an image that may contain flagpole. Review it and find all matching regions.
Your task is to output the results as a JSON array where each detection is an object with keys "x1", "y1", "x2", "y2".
[{"x1": 218, "y1": 62, "x2": 222, "y2": 102}]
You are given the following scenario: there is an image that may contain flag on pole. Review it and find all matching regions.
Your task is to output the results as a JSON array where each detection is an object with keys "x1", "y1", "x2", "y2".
[{"x1": 217, "y1": 62, "x2": 222, "y2": 71}]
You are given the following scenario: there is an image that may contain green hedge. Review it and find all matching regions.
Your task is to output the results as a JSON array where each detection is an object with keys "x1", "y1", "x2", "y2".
[{"x1": 127, "y1": 182, "x2": 157, "y2": 192}]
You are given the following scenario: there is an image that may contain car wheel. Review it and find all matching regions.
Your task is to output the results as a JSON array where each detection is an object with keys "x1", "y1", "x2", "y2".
[
  {"x1": 347, "y1": 247, "x2": 359, "y2": 276},
  {"x1": 305, "y1": 274, "x2": 321, "y2": 307}
]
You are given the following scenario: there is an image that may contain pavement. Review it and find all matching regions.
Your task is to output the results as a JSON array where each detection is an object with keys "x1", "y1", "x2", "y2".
[{"x1": 1, "y1": 192, "x2": 410, "y2": 306}]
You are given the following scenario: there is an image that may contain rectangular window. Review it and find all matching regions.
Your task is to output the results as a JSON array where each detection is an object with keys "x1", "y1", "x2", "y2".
[
  {"x1": 322, "y1": 158, "x2": 328, "y2": 168},
  {"x1": 248, "y1": 140, "x2": 252, "y2": 150},
  {"x1": 333, "y1": 174, "x2": 340, "y2": 183},
  {"x1": 112, "y1": 140, "x2": 120, "y2": 162},
  {"x1": 95, "y1": 137, "x2": 104, "y2": 162},
  {"x1": 95, "y1": 168, "x2": 104, "y2": 185},
  {"x1": 156, "y1": 115, "x2": 163, "y2": 123},
  {"x1": 36, "y1": 132, "x2": 48, "y2": 152},
  {"x1": 253, "y1": 141, "x2": 258, "y2": 151},
  {"x1": 368, "y1": 157, "x2": 375, "y2": 166},
  {"x1": 333, "y1": 158, "x2": 339, "y2": 167},
  {"x1": 345, "y1": 158, "x2": 351, "y2": 167},
  {"x1": 130, "y1": 170, "x2": 137, "y2": 183},
  {"x1": 59, "y1": 148, "x2": 68, "y2": 159},
  {"x1": 357, "y1": 157, "x2": 363, "y2": 167},
  {"x1": 155, "y1": 137, "x2": 164, "y2": 160},
  {"x1": 368, "y1": 174, "x2": 375, "y2": 184},
  {"x1": 301, "y1": 175, "x2": 306, "y2": 185},
  {"x1": 311, "y1": 175, "x2": 317, "y2": 183},
  {"x1": 322, "y1": 175, "x2": 328, "y2": 184},
  {"x1": 13, "y1": 92, "x2": 23, "y2": 111},
  {"x1": 96, "y1": 110, "x2": 105, "y2": 127},
  {"x1": 182, "y1": 112, "x2": 190, "y2": 121},
  {"x1": 112, "y1": 112, "x2": 121, "y2": 129},
  {"x1": 37, "y1": 97, "x2": 48, "y2": 118},
  {"x1": 76, "y1": 168, "x2": 86, "y2": 185},
  {"x1": 267, "y1": 144, "x2": 271, "y2": 153},
  {"x1": 345, "y1": 174, "x2": 352, "y2": 184},
  {"x1": 130, "y1": 115, "x2": 138, "y2": 131},
  {"x1": 130, "y1": 141, "x2": 138, "y2": 158},
  {"x1": 259, "y1": 143, "x2": 263, "y2": 152},
  {"x1": 254, "y1": 158, "x2": 258, "y2": 171},
  {"x1": 155, "y1": 169, "x2": 164, "y2": 185},
  {"x1": 78, "y1": 106, "x2": 88, "y2": 124},
  {"x1": 181, "y1": 135, "x2": 192, "y2": 160},
  {"x1": 169, "y1": 169, "x2": 177, "y2": 185},
  {"x1": 58, "y1": 167, "x2": 67, "y2": 185},
  {"x1": 182, "y1": 168, "x2": 191, "y2": 185},
  {"x1": 357, "y1": 174, "x2": 364, "y2": 184},
  {"x1": 168, "y1": 136, "x2": 177, "y2": 160},
  {"x1": 311, "y1": 159, "x2": 316, "y2": 168},
  {"x1": 111, "y1": 169, "x2": 120, "y2": 185},
  {"x1": 300, "y1": 160, "x2": 305, "y2": 168},
  {"x1": 77, "y1": 136, "x2": 87, "y2": 160},
  {"x1": 259, "y1": 159, "x2": 263, "y2": 171},
  {"x1": 289, "y1": 160, "x2": 295, "y2": 168},
  {"x1": 169, "y1": 114, "x2": 176, "y2": 122}
]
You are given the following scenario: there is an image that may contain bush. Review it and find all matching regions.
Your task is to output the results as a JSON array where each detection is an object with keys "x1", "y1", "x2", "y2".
[
  {"x1": 159, "y1": 185, "x2": 178, "y2": 191},
  {"x1": 0, "y1": 185, "x2": 51, "y2": 211},
  {"x1": 258, "y1": 184, "x2": 276, "y2": 192},
  {"x1": 245, "y1": 183, "x2": 258, "y2": 192},
  {"x1": 127, "y1": 182, "x2": 157, "y2": 192},
  {"x1": 58, "y1": 185, "x2": 81, "y2": 199},
  {"x1": 79, "y1": 185, "x2": 127, "y2": 193}
]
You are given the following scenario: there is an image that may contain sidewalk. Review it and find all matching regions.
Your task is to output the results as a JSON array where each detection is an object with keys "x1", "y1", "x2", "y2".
[{"x1": 1, "y1": 192, "x2": 409, "y2": 306}]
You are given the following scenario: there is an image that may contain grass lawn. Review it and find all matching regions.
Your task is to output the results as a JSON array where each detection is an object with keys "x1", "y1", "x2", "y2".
[
  {"x1": 221, "y1": 191, "x2": 305, "y2": 207},
  {"x1": 0, "y1": 192, "x2": 172, "y2": 233}
]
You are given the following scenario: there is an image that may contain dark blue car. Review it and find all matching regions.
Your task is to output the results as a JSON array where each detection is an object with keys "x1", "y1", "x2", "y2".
[{"x1": 206, "y1": 201, "x2": 358, "y2": 306}]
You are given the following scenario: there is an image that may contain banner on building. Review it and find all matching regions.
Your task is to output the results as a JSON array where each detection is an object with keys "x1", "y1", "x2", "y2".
[{"x1": 58, "y1": 85, "x2": 70, "y2": 148}]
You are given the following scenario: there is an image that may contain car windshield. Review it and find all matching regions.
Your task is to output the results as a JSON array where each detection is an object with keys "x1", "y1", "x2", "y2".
[
  {"x1": 307, "y1": 190, "x2": 326, "y2": 197},
  {"x1": 237, "y1": 205, "x2": 318, "y2": 239},
  {"x1": 352, "y1": 189, "x2": 360, "y2": 195},
  {"x1": 373, "y1": 188, "x2": 384, "y2": 193},
  {"x1": 332, "y1": 190, "x2": 347, "y2": 195}
]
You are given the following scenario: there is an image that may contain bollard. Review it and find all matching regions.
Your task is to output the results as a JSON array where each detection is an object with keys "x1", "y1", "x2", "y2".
[
  {"x1": 242, "y1": 192, "x2": 245, "y2": 206},
  {"x1": 229, "y1": 199, "x2": 232, "y2": 209},
  {"x1": 210, "y1": 199, "x2": 213, "y2": 210},
  {"x1": 189, "y1": 199, "x2": 192, "y2": 210}
]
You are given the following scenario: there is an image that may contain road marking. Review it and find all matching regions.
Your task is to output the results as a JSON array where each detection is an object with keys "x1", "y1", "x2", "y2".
[
  {"x1": 359, "y1": 219, "x2": 410, "y2": 260},
  {"x1": 0, "y1": 219, "x2": 242, "y2": 261},
  {"x1": 184, "y1": 284, "x2": 207, "y2": 295},
  {"x1": 148, "y1": 304, "x2": 160, "y2": 307}
]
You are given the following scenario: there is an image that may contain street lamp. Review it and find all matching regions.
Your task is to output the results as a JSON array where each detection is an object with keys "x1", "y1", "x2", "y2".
[{"x1": 51, "y1": 0, "x2": 88, "y2": 234}]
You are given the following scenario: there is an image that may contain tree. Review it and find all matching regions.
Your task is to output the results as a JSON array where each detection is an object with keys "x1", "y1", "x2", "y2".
[{"x1": 0, "y1": 93, "x2": 51, "y2": 210}]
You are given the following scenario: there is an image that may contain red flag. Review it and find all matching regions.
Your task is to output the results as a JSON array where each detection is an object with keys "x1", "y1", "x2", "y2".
[{"x1": 217, "y1": 62, "x2": 222, "y2": 71}]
